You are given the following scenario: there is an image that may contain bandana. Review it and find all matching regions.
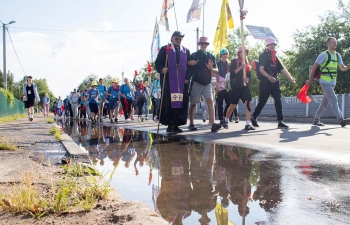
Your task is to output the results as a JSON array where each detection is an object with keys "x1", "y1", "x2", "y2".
[{"x1": 269, "y1": 49, "x2": 277, "y2": 68}]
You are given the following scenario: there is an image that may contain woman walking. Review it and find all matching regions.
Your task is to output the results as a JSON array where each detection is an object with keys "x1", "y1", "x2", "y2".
[
  {"x1": 42, "y1": 93, "x2": 50, "y2": 117},
  {"x1": 119, "y1": 78, "x2": 133, "y2": 122},
  {"x1": 133, "y1": 76, "x2": 148, "y2": 122},
  {"x1": 22, "y1": 76, "x2": 40, "y2": 121},
  {"x1": 148, "y1": 73, "x2": 161, "y2": 122}
]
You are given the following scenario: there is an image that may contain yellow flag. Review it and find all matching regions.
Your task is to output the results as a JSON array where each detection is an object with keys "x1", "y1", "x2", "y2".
[
  {"x1": 226, "y1": 0, "x2": 234, "y2": 29},
  {"x1": 213, "y1": 0, "x2": 228, "y2": 55}
]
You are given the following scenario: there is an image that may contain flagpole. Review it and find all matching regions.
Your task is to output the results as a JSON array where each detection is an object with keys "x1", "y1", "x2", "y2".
[
  {"x1": 173, "y1": 1, "x2": 179, "y2": 30},
  {"x1": 202, "y1": 1, "x2": 205, "y2": 36},
  {"x1": 239, "y1": 0, "x2": 247, "y2": 86}
]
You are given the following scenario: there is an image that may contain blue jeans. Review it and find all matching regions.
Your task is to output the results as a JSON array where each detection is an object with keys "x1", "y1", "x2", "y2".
[{"x1": 143, "y1": 99, "x2": 150, "y2": 117}]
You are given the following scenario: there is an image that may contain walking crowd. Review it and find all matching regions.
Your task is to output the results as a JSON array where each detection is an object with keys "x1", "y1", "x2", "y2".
[{"x1": 23, "y1": 34, "x2": 349, "y2": 130}]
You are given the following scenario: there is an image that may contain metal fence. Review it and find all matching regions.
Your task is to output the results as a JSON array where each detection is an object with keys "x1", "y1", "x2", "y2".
[
  {"x1": 0, "y1": 91, "x2": 26, "y2": 117},
  {"x1": 197, "y1": 94, "x2": 350, "y2": 119}
]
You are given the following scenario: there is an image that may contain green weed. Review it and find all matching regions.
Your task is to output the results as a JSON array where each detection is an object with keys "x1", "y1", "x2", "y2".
[{"x1": 49, "y1": 126, "x2": 61, "y2": 140}]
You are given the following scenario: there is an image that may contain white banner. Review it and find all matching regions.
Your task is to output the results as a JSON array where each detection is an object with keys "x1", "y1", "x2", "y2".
[{"x1": 186, "y1": 0, "x2": 206, "y2": 23}]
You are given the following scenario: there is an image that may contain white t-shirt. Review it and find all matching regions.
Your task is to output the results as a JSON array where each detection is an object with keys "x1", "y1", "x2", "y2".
[{"x1": 315, "y1": 52, "x2": 343, "y2": 85}]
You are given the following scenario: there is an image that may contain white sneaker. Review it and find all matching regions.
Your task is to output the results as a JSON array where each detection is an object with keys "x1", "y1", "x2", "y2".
[
  {"x1": 138, "y1": 117, "x2": 141, "y2": 122},
  {"x1": 126, "y1": 118, "x2": 130, "y2": 123}
]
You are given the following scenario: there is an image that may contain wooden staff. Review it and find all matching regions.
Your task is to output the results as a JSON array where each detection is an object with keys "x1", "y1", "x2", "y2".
[
  {"x1": 239, "y1": 0, "x2": 247, "y2": 86},
  {"x1": 157, "y1": 45, "x2": 170, "y2": 137}
]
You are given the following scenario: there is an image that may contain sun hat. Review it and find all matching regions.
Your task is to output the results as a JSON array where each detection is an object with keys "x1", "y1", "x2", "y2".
[
  {"x1": 91, "y1": 81, "x2": 98, "y2": 86},
  {"x1": 220, "y1": 48, "x2": 229, "y2": 55},
  {"x1": 198, "y1": 36, "x2": 209, "y2": 45},
  {"x1": 265, "y1": 37, "x2": 277, "y2": 46},
  {"x1": 237, "y1": 46, "x2": 249, "y2": 53},
  {"x1": 111, "y1": 78, "x2": 118, "y2": 83}
]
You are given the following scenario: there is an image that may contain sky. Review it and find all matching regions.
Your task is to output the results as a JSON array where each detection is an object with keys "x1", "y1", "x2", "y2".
[{"x1": 0, "y1": 0, "x2": 342, "y2": 98}]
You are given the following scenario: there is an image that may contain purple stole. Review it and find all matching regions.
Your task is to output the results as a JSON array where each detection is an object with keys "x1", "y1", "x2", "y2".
[{"x1": 168, "y1": 45, "x2": 187, "y2": 108}]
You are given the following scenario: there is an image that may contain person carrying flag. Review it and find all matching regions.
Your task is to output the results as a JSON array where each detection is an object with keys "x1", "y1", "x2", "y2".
[
  {"x1": 306, "y1": 37, "x2": 350, "y2": 127},
  {"x1": 155, "y1": 31, "x2": 195, "y2": 133}
]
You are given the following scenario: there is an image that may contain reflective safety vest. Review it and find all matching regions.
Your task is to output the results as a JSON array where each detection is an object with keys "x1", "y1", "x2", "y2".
[{"x1": 320, "y1": 50, "x2": 339, "y2": 82}]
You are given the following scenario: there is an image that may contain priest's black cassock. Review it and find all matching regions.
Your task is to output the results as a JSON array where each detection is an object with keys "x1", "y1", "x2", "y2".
[{"x1": 155, "y1": 44, "x2": 191, "y2": 128}]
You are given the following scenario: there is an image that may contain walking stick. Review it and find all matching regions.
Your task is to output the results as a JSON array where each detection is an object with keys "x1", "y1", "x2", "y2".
[{"x1": 157, "y1": 45, "x2": 170, "y2": 138}]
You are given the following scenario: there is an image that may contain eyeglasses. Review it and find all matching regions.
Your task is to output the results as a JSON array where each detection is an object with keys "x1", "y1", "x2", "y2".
[
  {"x1": 199, "y1": 42, "x2": 209, "y2": 46},
  {"x1": 174, "y1": 37, "x2": 182, "y2": 41}
]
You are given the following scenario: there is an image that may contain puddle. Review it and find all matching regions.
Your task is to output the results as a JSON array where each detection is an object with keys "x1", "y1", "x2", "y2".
[{"x1": 58, "y1": 120, "x2": 350, "y2": 224}]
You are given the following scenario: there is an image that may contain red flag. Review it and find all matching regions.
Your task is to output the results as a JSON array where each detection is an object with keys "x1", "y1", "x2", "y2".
[
  {"x1": 297, "y1": 84, "x2": 312, "y2": 104},
  {"x1": 134, "y1": 70, "x2": 138, "y2": 76},
  {"x1": 119, "y1": 108, "x2": 124, "y2": 117},
  {"x1": 147, "y1": 61, "x2": 152, "y2": 73}
]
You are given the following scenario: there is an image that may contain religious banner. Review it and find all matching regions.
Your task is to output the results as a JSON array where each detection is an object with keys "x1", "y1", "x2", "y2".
[
  {"x1": 160, "y1": 0, "x2": 174, "y2": 32},
  {"x1": 245, "y1": 25, "x2": 277, "y2": 40},
  {"x1": 186, "y1": 0, "x2": 206, "y2": 23},
  {"x1": 151, "y1": 17, "x2": 160, "y2": 61}
]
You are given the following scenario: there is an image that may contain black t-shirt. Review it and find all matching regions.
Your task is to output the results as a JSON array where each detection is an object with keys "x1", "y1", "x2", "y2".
[
  {"x1": 229, "y1": 59, "x2": 251, "y2": 89},
  {"x1": 259, "y1": 49, "x2": 284, "y2": 82},
  {"x1": 26, "y1": 84, "x2": 35, "y2": 100}
]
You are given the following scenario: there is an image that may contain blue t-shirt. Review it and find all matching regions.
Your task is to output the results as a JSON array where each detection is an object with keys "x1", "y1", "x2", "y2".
[
  {"x1": 120, "y1": 84, "x2": 133, "y2": 100},
  {"x1": 98, "y1": 84, "x2": 107, "y2": 99},
  {"x1": 88, "y1": 89, "x2": 99, "y2": 103},
  {"x1": 80, "y1": 93, "x2": 85, "y2": 104},
  {"x1": 108, "y1": 86, "x2": 119, "y2": 99}
]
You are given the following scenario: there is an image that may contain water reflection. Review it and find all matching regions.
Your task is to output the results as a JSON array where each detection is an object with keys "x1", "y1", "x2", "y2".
[{"x1": 57, "y1": 119, "x2": 350, "y2": 224}]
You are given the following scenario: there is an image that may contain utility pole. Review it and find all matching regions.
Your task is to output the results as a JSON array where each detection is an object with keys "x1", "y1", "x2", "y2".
[
  {"x1": 121, "y1": 71, "x2": 124, "y2": 84},
  {"x1": 196, "y1": 27, "x2": 199, "y2": 51},
  {"x1": 1, "y1": 20, "x2": 15, "y2": 90}
]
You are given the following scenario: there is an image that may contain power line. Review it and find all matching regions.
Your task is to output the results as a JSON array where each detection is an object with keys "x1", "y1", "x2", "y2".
[
  {"x1": 6, "y1": 28, "x2": 27, "y2": 75},
  {"x1": 10, "y1": 27, "x2": 199, "y2": 33}
]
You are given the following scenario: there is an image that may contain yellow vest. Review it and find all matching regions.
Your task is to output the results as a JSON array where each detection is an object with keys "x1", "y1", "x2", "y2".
[{"x1": 320, "y1": 50, "x2": 339, "y2": 82}]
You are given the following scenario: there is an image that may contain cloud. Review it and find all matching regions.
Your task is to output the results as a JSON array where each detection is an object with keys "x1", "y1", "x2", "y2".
[
  {"x1": 51, "y1": 39, "x2": 70, "y2": 57},
  {"x1": 99, "y1": 21, "x2": 113, "y2": 32}
]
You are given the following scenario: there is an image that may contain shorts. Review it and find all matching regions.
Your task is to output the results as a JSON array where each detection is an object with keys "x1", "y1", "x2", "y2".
[
  {"x1": 190, "y1": 81, "x2": 213, "y2": 104},
  {"x1": 24, "y1": 98, "x2": 35, "y2": 108},
  {"x1": 229, "y1": 86, "x2": 252, "y2": 105},
  {"x1": 89, "y1": 102, "x2": 98, "y2": 114},
  {"x1": 109, "y1": 99, "x2": 118, "y2": 110}
]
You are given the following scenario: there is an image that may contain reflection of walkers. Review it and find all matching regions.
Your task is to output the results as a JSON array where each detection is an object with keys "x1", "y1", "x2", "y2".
[
  {"x1": 23, "y1": 75, "x2": 40, "y2": 121},
  {"x1": 307, "y1": 37, "x2": 350, "y2": 127},
  {"x1": 119, "y1": 78, "x2": 133, "y2": 122},
  {"x1": 42, "y1": 93, "x2": 50, "y2": 117},
  {"x1": 251, "y1": 37, "x2": 295, "y2": 129},
  {"x1": 189, "y1": 141, "x2": 217, "y2": 224},
  {"x1": 155, "y1": 31, "x2": 192, "y2": 133}
]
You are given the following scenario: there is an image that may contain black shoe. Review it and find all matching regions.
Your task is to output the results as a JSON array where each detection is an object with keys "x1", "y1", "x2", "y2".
[
  {"x1": 251, "y1": 117, "x2": 259, "y2": 127},
  {"x1": 222, "y1": 120, "x2": 228, "y2": 129},
  {"x1": 188, "y1": 124, "x2": 198, "y2": 131},
  {"x1": 220, "y1": 120, "x2": 224, "y2": 125},
  {"x1": 245, "y1": 125, "x2": 255, "y2": 130},
  {"x1": 111, "y1": 119, "x2": 114, "y2": 123},
  {"x1": 211, "y1": 123, "x2": 221, "y2": 132},
  {"x1": 203, "y1": 118, "x2": 206, "y2": 122},
  {"x1": 99, "y1": 118, "x2": 103, "y2": 122},
  {"x1": 166, "y1": 126, "x2": 173, "y2": 133},
  {"x1": 229, "y1": 118, "x2": 233, "y2": 122},
  {"x1": 235, "y1": 117, "x2": 239, "y2": 123},
  {"x1": 312, "y1": 121, "x2": 324, "y2": 126},
  {"x1": 278, "y1": 122, "x2": 289, "y2": 129},
  {"x1": 173, "y1": 126, "x2": 183, "y2": 133},
  {"x1": 340, "y1": 118, "x2": 349, "y2": 127},
  {"x1": 114, "y1": 118, "x2": 118, "y2": 123}
]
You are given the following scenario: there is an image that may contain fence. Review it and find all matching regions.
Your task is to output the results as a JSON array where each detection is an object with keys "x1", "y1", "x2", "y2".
[
  {"x1": 197, "y1": 94, "x2": 350, "y2": 119},
  {"x1": 0, "y1": 91, "x2": 26, "y2": 117}
]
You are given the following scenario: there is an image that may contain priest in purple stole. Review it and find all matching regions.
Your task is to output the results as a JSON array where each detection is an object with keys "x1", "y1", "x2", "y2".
[{"x1": 155, "y1": 31, "x2": 197, "y2": 133}]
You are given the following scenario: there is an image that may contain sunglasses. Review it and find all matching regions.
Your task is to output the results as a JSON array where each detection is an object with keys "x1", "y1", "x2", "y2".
[
  {"x1": 199, "y1": 42, "x2": 209, "y2": 46},
  {"x1": 174, "y1": 37, "x2": 182, "y2": 41}
]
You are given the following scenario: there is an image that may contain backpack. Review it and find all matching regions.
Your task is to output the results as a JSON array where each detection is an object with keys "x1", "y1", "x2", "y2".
[
  {"x1": 251, "y1": 60, "x2": 263, "y2": 80},
  {"x1": 311, "y1": 51, "x2": 339, "y2": 80}
]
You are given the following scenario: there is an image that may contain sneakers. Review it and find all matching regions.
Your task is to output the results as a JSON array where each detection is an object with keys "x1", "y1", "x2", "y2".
[
  {"x1": 145, "y1": 117, "x2": 149, "y2": 120},
  {"x1": 312, "y1": 121, "x2": 325, "y2": 126},
  {"x1": 138, "y1": 117, "x2": 141, "y2": 122},
  {"x1": 211, "y1": 123, "x2": 222, "y2": 132},
  {"x1": 235, "y1": 117, "x2": 239, "y2": 123},
  {"x1": 114, "y1": 118, "x2": 118, "y2": 123},
  {"x1": 340, "y1": 118, "x2": 349, "y2": 127},
  {"x1": 125, "y1": 118, "x2": 130, "y2": 123},
  {"x1": 278, "y1": 122, "x2": 289, "y2": 129},
  {"x1": 229, "y1": 117, "x2": 233, "y2": 122},
  {"x1": 141, "y1": 117, "x2": 144, "y2": 122},
  {"x1": 110, "y1": 119, "x2": 114, "y2": 123},
  {"x1": 188, "y1": 124, "x2": 198, "y2": 131},
  {"x1": 166, "y1": 126, "x2": 173, "y2": 133},
  {"x1": 99, "y1": 118, "x2": 103, "y2": 122},
  {"x1": 245, "y1": 125, "x2": 255, "y2": 130},
  {"x1": 222, "y1": 120, "x2": 228, "y2": 129},
  {"x1": 251, "y1": 117, "x2": 259, "y2": 127},
  {"x1": 153, "y1": 116, "x2": 158, "y2": 123},
  {"x1": 173, "y1": 126, "x2": 183, "y2": 133}
]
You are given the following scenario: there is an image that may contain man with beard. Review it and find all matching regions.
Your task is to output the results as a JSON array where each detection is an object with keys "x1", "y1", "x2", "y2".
[{"x1": 155, "y1": 31, "x2": 197, "y2": 133}]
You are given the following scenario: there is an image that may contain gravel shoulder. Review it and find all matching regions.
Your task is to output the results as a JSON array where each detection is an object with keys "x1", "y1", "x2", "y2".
[{"x1": 0, "y1": 114, "x2": 167, "y2": 225}]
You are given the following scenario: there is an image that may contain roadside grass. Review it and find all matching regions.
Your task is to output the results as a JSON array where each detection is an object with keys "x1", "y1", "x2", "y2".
[
  {"x1": 46, "y1": 118, "x2": 54, "y2": 124},
  {"x1": 49, "y1": 126, "x2": 61, "y2": 140},
  {"x1": 0, "y1": 136, "x2": 18, "y2": 151},
  {"x1": 0, "y1": 160, "x2": 115, "y2": 218},
  {"x1": 0, "y1": 114, "x2": 27, "y2": 124}
]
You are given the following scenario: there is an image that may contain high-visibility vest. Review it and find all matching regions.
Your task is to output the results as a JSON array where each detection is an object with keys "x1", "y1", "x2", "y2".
[{"x1": 320, "y1": 50, "x2": 339, "y2": 82}]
